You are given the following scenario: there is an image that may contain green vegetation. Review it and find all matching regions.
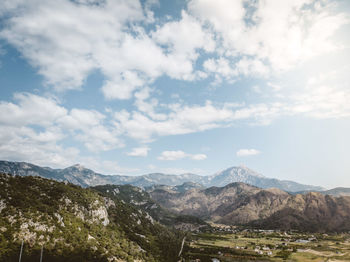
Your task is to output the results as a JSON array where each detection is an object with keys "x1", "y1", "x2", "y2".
[
  {"x1": 2, "y1": 173, "x2": 350, "y2": 261},
  {"x1": 182, "y1": 227, "x2": 350, "y2": 261},
  {"x1": 0, "y1": 173, "x2": 184, "y2": 261},
  {"x1": 92, "y1": 184, "x2": 209, "y2": 228}
]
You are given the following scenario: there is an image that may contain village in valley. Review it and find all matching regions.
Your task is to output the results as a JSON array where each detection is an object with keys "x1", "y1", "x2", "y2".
[{"x1": 182, "y1": 224, "x2": 350, "y2": 261}]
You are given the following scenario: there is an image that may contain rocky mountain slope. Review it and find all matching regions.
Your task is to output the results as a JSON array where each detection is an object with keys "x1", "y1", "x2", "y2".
[
  {"x1": 0, "y1": 160, "x2": 324, "y2": 192},
  {"x1": 92, "y1": 184, "x2": 208, "y2": 230},
  {"x1": 0, "y1": 173, "x2": 184, "y2": 261},
  {"x1": 149, "y1": 182, "x2": 350, "y2": 232},
  {"x1": 145, "y1": 182, "x2": 205, "y2": 194}
]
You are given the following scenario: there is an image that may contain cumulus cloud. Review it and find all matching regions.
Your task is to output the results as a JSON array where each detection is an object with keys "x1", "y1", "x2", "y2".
[
  {"x1": 0, "y1": 92, "x2": 123, "y2": 168},
  {"x1": 0, "y1": 0, "x2": 146, "y2": 92},
  {"x1": 157, "y1": 150, "x2": 207, "y2": 161},
  {"x1": 191, "y1": 0, "x2": 348, "y2": 80},
  {"x1": 236, "y1": 149, "x2": 261, "y2": 157},
  {"x1": 113, "y1": 99, "x2": 267, "y2": 142},
  {"x1": 0, "y1": 0, "x2": 347, "y2": 97},
  {"x1": 59, "y1": 108, "x2": 123, "y2": 152},
  {"x1": 0, "y1": 0, "x2": 349, "y2": 169},
  {"x1": 0, "y1": 93, "x2": 67, "y2": 126},
  {"x1": 0, "y1": 0, "x2": 215, "y2": 99},
  {"x1": 127, "y1": 147, "x2": 150, "y2": 157}
]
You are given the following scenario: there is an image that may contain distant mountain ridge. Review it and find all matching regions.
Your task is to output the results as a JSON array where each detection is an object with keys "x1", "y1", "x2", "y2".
[
  {"x1": 294, "y1": 187, "x2": 350, "y2": 197},
  {"x1": 149, "y1": 182, "x2": 350, "y2": 232},
  {"x1": 0, "y1": 160, "x2": 324, "y2": 192}
]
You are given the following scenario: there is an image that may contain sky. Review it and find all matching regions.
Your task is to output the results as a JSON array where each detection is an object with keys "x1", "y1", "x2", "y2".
[{"x1": 0, "y1": 0, "x2": 350, "y2": 188}]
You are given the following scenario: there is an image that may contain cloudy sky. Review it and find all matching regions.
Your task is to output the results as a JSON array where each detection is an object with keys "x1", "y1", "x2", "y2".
[{"x1": 0, "y1": 0, "x2": 349, "y2": 188}]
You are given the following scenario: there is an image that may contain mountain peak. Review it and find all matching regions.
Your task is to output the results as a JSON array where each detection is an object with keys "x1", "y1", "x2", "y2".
[
  {"x1": 68, "y1": 164, "x2": 87, "y2": 171},
  {"x1": 213, "y1": 165, "x2": 264, "y2": 178},
  {"x1": 0, "y1": 160, "x2": 324, "y2": 192}
]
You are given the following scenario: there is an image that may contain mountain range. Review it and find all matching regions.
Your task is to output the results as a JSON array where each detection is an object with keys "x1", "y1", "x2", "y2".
[
  {"x1": 149, "y1": 182, "x2": 350, "y2": 232},
  {"x1": 0, "y1": 160, "x2": 325, "y2": 192}
]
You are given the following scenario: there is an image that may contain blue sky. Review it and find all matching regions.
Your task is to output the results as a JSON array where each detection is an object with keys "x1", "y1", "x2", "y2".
[{"x1": 0, "y1": 0, "x2": 350, "y2": 188}]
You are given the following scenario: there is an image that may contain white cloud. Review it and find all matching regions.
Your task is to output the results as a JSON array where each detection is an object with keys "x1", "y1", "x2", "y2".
[
  {"x1": 0, "y1": 125, "x2": 79, "y2": 168},
  {"x1": 286, "y1": 66, "x2": 350, "y2": 119},
  {"x1": 0, "y1": 93, "x2": 67, "y2": 127},
  {"x1": 203, "y1": 56, "x2": 270, "y2": 83},
  {"x1": 0, "y1": 92, "x2": 124, "y2": 169},
  {"x1": 0, "y1": 0, "x2": 215, "y2": 99},
  {"x1": 59, "y1": 108, "x2": 123, "y2": 152},
  {"x1": 0, "y1": 0, "x2": 347, "y2": 103},
  {"x1": 158, "y1": 150, "x2": 207, "y2": 161},
  {"x1": 93, "y1": 160, "x2": 140, "y2": 175},
  {"x1": 153, "y1": 11, "x2": 214, "y2": 54},
  {"x1": 127, "y1": 147, "x2": 150, "y2": 157},
  {"x1": 191, "y1": 0, "x2": 348, "y2": 80},
  {"x1": 236, "y1": 149, "x2": 261, "y2": 157},
  {"x1": 191, "y1": 154, "x2": 207, "y2": 160},
  {"x1": 114, "y1": 100, "x2": 239, "y2": 141},
  {"x1": 1, "y1": 0, "x2": 145, "y2": 91},
  {"x1": 147, "y1": 166, "x2": 207, "y2": 175},
  {"x1": 158, "y1": 150, "x2": 187, "y2": 160}
]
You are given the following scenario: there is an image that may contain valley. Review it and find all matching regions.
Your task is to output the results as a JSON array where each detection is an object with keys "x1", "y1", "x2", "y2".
[
  {"x1": 1, "y1": 161, "x2": 350, "y2": 261},
  {"x1": 1, "y1": 0, "x2": 349, "y2": 261},
  {"x1": 183, "y1": 227, "x2": 350, "y2": 261}
]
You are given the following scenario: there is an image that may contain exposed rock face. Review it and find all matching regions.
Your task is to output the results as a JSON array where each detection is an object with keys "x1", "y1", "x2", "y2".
[
  {"x1": 0, "y1": 199, "x2": 6, "y2": 213},
  {"x1": 0, "y1": 160, "x2": 324, "y2": 192},
  {"x1": 149, "y1": 182, "x2": 350, "y2": 232},
  {"x1": 89, "y1": 200, "x2": 109, "y2": 226}
]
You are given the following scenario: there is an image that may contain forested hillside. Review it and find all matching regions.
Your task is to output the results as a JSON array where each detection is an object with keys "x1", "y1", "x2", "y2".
[{"x1": 0, "y1": 173, "x2": 184, "y2": 262}]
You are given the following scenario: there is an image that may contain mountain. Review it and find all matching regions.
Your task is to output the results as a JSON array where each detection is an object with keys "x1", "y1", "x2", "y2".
[
  {"x1": 204, "y1": 166, "x2": 324, "y2": 192},
  {"x1": 322, "y1": 187, "x2": 350, "y2": 196},
  {"x1": 145, "y1": 182, "x2": 205, "y2": 194},
  {"x1": 294, "y1": 187, "x2": 350, "y2": 197},
  {"x1": 92, "y1": 184, "x2": 209, "y2": 230},
  {"x1": 148, "y1": 182, "x2": 350, "y2": 232},
  {"x1": 0, "y1": 173, "x2": 184, "y2": 261},
  {"x1": 0, "y1": 160, "x2": 205, "y2": 188},
  {"x1": 0, "y1": 160, "x2": 324, "y2": 192}
]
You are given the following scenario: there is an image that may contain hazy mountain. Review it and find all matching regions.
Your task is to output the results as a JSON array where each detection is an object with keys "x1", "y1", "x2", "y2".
[
  {"x1": 0, "y1": 173, "x2": 183, "y2": 261},
  {"x1": 0, "y1": 160, "x2": 324, "y2": 192},
  {"x1": 322, "y1": 187, "x2": 350, "y2": 196},
  {"x1": 294, "y1": 187, "x2": 350, "y2": 197},
  {"x1": 149, "y1": 182, "x2": 350, "y2": 232},
  {"x1": 204, "y1": 166, "x2": 324, "y2": 192},
  {"x1": 145, "y1": 182, "x2": 205, "y2": 194}
]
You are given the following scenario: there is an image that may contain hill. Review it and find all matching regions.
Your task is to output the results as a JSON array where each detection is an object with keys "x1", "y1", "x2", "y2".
[
  {"x1": 0, "y1": 173, "x2": 184, "y2": 261},
  {"x1": 92, "y1": 184, "x2": 209, "y2": 230}
]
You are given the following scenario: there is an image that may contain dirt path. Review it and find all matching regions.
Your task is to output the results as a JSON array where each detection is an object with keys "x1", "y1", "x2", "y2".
[{"x1": 178, "y1": 236, "x2": 186, "y2": 257}]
